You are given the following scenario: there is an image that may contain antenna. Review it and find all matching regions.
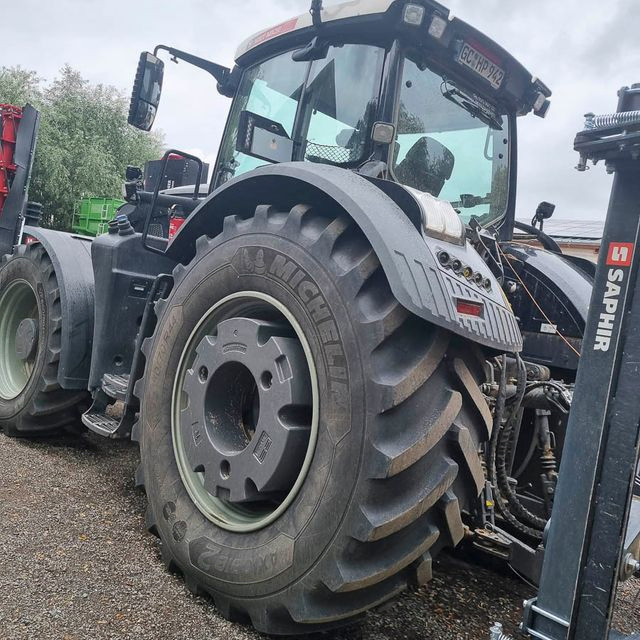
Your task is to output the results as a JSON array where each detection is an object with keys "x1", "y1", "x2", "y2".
[{"x1": 310, "y1": 0, "x2": 323, "y2": 28}]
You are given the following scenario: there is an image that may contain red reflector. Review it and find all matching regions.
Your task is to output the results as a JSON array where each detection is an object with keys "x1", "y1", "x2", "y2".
[
  {"x1": 456, "y1": 299, "x2": 484, "y2": 317},
  {"x1": 169, "y1": 217, "x2": 186, "y2": 239}
]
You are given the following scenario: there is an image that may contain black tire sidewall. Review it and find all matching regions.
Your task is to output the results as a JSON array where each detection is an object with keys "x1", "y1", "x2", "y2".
[
  {"x1": 0, "y1": 254, "x2": 51, "y2": 421},
  {"x1": 141, "y1": 228, "x2": 367, "y2": 599}
]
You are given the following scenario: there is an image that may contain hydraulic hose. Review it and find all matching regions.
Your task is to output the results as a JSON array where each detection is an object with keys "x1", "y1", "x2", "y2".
[{"x1": 488, "y1": 355, "x2": 546, "y2": 539}]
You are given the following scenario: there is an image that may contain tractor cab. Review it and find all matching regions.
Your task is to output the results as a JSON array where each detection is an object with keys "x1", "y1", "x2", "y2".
[{"x1": 129, "y1": 0, "x2": 550, "y2": 238}]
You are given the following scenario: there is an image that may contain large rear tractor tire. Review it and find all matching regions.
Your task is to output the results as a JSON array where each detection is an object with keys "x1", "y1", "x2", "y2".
[
  {"x1": 0, "y1": 244, "x2": 89, "y2": 437},
  {"x1": 136, "y1": 204, "x2": 491, "y2": 635}
]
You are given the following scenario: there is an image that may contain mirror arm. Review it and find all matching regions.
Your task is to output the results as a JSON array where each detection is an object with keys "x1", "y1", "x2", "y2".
[{"x1": 153, "y1": 45, "x2": 235, "y2": 96}]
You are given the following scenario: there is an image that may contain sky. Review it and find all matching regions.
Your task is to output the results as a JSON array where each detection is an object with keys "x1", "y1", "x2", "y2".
[{"x1": 3, "y1": 0, "x2": 639, "y2": 221}]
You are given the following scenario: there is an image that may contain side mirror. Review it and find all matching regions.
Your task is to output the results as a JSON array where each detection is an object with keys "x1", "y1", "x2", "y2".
[
  {"x1": 128, "y1": 52, "x2": 164, "y2": 131},
  {"x1": 236, "y1": 111, "x2": 293, "y2": 164}
]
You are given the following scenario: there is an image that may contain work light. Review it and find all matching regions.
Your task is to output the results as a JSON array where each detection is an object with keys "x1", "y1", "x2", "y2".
[
  {"x1": 428, "y1": 14, "x2": 448, "y2": 39},
  {"x1": 403, "y1": 4, "x2": 425, "y2": 26}
]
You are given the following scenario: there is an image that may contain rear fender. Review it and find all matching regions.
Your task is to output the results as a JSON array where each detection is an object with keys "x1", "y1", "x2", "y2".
[
  {"x1": 168, "y1": 163, "x2": 522, "y2": 353},
  {"x1": 22, "y1": 226, "x2": 95, "y2": 389}
]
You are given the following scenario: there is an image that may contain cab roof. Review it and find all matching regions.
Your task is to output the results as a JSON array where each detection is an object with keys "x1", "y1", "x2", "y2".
[
  {"x1": 234, "y1": 0, "x2": 550, "y2": 118},
  {"x1": 235, "y1": 0, "x2": 401, "y2": 61}
]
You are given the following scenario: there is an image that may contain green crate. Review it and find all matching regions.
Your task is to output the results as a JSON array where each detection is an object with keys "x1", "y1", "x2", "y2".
[{"x1": 72, "y1": 197, "x2": 124, "y2": 236}]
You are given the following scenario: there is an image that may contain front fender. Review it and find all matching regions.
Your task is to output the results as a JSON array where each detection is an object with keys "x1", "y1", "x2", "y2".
[
  {"x1": 169, "y1": 163, "x2": 522, "y2": 353},
  {"x1": 502, "y1": 242, "x2": 592, "y2": 371},
  {"x1": 23, "y1": 227, "x2": 94, "y2": 390}
]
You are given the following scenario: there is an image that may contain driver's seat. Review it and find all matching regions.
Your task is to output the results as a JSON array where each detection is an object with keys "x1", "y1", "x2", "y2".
[{"x1": 395, "y1": 136, "x2": 455, "y2": 197}]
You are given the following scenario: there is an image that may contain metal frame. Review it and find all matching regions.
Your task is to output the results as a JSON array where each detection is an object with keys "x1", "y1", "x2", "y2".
[
  {"x1": 522, "y1": 84, "x2": 640, "y2": 640},
  {"x1": 142, "y1": 148, "x2": 204, "y2": 255}
]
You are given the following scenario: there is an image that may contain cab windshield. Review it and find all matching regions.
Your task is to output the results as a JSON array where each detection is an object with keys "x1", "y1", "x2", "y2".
[{"x1": 394, "y1": 58, "x2": 510, "y2": 225}]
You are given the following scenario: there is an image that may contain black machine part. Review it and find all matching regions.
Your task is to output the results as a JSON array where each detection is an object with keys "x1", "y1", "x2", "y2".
[
  {"x1": 501, "y1": 243, "x2": 591, "y2": 373},
  {"x1": 88, "y1": 219, "x2": 176, "y2": 394},
  {"x1": 120, "y1": 157, "x2": 210, "y2": 239},
  {"x1": 79, "y1": 215, "x2": 176, "y2": 440},
  {"x1": 153, "y1": 45, "x2": 237, "y2": 98},
  {"x1": 474, "y1": 354, "x2": 571, "y2": 585},
  {"x1": 143, "y1": 157, "x2": 209, "y2": 193},
  {"x1": 512, "y1": 220, "x2": 561, "y2": 254},
  {"x1": 522, "y1": 85, "x2": 640, "y2": 640},
  {"x1": 20, "y1": 227, "x2": 95, "y2": 390},
  {"x1": 141, "y1": 149, "x2": 205, "y2": 254},
  {"x1": 310, "y1": 0, "x2": 323, "y2": 27}
]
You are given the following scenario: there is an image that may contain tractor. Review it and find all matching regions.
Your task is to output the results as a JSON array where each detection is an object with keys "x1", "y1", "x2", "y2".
[{"x1": 0, "y1": 0, "x2": 595, "y2": 635}]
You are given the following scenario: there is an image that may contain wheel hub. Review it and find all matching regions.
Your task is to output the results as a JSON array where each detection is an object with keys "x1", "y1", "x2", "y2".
[
  {"x1": 0, "y1": 279, "x2": 38, "y2": 400},
  {"x1": 178, "y1": 317, "x2": 312, "y2": 504},
  {"x1": 15, "y1": 318, "x2": 38, "y2": 362}
]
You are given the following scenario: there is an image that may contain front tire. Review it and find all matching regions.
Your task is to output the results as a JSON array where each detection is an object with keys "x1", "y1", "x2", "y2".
[
  {"x1": 137, "y1": 204, "x2": 491, "y2": 635},
  {"x1": 0, "y1": 244, "x2": 88, "y2": 436}
]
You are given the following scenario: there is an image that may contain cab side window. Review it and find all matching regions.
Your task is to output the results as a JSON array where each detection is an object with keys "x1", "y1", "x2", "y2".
[
  {"x1": 217, "y1": 53, "x2": 307, "y2": 181},
  {"x1": 303, "y1": 45, "x2": 384, "y2": 166}
]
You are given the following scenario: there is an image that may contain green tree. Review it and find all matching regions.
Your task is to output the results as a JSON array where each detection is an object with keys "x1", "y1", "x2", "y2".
[
  {"x1": 0, "y1": 66, "x2": 41, "y2": 105},
  {"x1": 0, "y1": 65, "x2": 164, "y2": 230}
]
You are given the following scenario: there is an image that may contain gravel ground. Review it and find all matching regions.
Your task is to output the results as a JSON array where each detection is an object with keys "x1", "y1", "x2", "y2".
[{"x1": 1, "y1": 429, "x2": 639, "y2": 640}]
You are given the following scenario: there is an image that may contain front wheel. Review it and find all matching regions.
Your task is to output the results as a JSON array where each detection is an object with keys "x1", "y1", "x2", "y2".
[{"x1": 137, "y1": 204, "x2": 490, "y2": 635}]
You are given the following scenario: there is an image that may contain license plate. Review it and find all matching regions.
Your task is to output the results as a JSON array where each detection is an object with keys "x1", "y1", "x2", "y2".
[{"x1": 457, "y1": 42, "x2": 505, "y2": 90}]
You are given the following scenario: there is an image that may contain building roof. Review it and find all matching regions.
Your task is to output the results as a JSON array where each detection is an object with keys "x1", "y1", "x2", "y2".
[{"x1": 515, "y1": 219, "x2": 605, "y2": 244}]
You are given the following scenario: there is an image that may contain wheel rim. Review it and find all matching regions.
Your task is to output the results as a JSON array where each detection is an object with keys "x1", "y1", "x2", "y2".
[
  {"x1": 0, "y1": 280, "x2": 39, "y2": 400},
  {"x1": 171, "y1": 292, "x2": 319, "y2": 532}
]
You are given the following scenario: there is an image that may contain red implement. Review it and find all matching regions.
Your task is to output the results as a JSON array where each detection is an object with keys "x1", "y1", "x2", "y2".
[{"x1": 0, "y1": 104, "x2": 23, "y2": 214}]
